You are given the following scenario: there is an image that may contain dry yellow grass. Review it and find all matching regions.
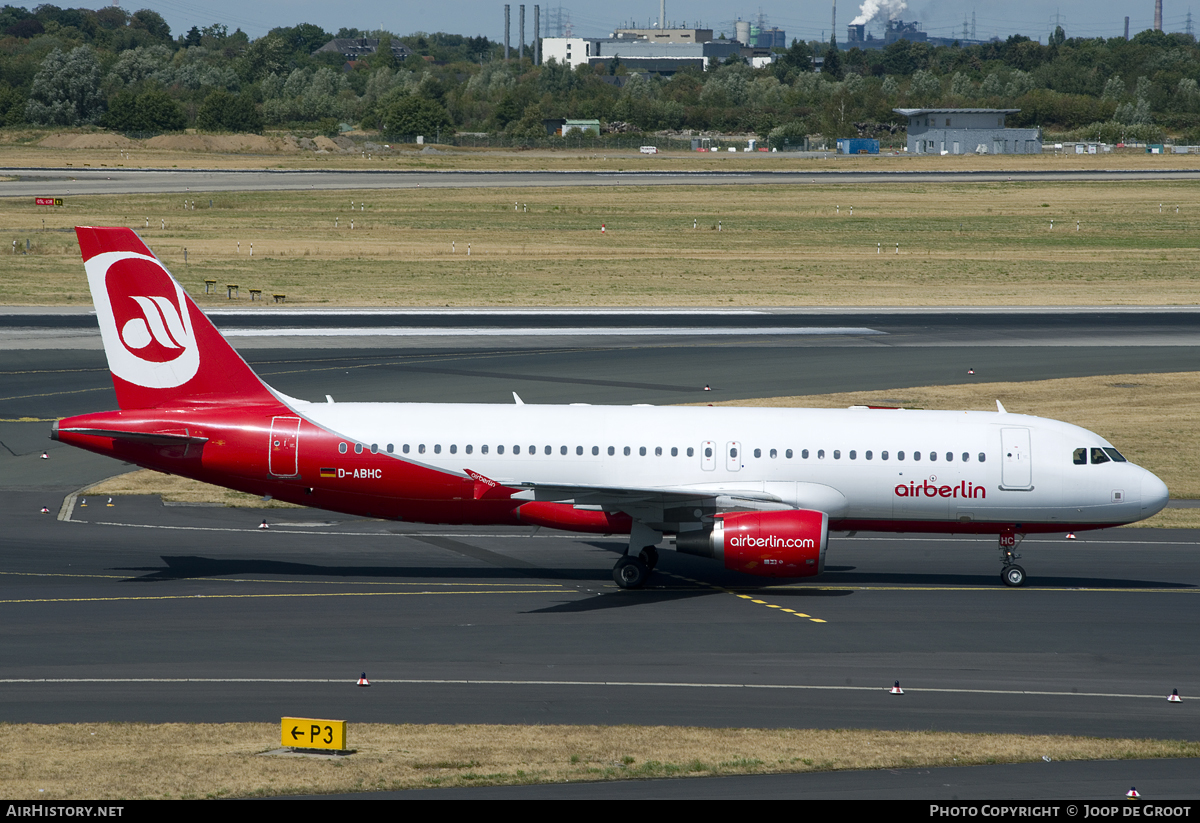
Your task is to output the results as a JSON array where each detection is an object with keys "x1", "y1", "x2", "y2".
[
  {"x1": 3, "y1": 178, "x2": 1200, "y2": 306},
  {"x1": 3, "y1": 723, "x2": 1197, "y2": 799},
  {"x1": 82, "y1": 469, "x2": 299, "y2": 508}
]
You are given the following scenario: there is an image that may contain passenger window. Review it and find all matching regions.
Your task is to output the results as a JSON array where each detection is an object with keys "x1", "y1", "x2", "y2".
[
  {"x1": 655, "y1": 446, "x2": 662, "y2": 456},
  {"x1": 417, "y1": 444, "x2": 424, "y2": 454},
  {"x1": 403, "y1": 444, "x2": 410, "y2": 454},
  {"x1": 802, "y1": 449, "x2": 809, "y2": 459},
  {"x1": 434, "y1": 445, "x2": 441, "y2": 454},
  {"x1": 849, "y1": 450, "x2": 856, "y2": 460},
  {"x1": 978, "y1": 452, "x2": 986, "y2": 462},
  {"x1": 574, "y1": 446, "x2": 581, "y2": 455},
  {"x1": 962, "y1": 452, "x2": 969, "y2": 462},
  {"x1": 529, "y1": 445, "x2": 536, "y2": 454},
  {"x1": 386, "y1": 444, "x2": 394, "y2": 454},
  {"x1": 1091, "y1": 448, "x2": 1111, "y2": 465},
  {"x1": 786, "y1": 449, "x2": 793, "y2": 458},
  {"x1": 370, "y1": 444, "x2": 378, "y2": 454},
  {"x1": 833, "y1": 450, "x2": 840, "y2": 459},
  {"x1": 561, "y1": 446, "x2": 567, "y2": 455},
  {"x1": 688, "y1": 447, "x2": 695, "y2": 457},
  {"x1": 593, "y1": 446, "x2": 600, "y2": 455},
  {"x1": 929, "y1": 452, "x2": 936, "y2": 461},
  {"x1": 730, "y1": 447, "x2": 738, "y2": 458},
  {"x1": 946, "y1": 452, "x2": 953, "y2": 462},
  {"x1": 544, "y1": 445, "x2": 552, "y2": 455},
  {"x1": 704, "y1": 447, "x2": 712, "y2": 458},
  {"x1": 498, "y1": 445, "x2": 505, "y2": 454},
  {"x1": 1073, "y1": 448, "x2": 1087, "y2": 465},
  {"x1": 671, "y1": 447, "x2": 679, "y2": 456},
  {"x1": 639, "y1": 446, "x2": 646, "y2": 456},
  {"x1": 753, "y1": 448, "x2": 761, "y2": 458},
  {"x1": 482, "y1": 445, "x2": 488, "y2": 454},
  {"x1": 339, "y1": 442, "x2": 347, "y2": 454},
  {"x1": 450, "y1": 445, "x2": 457, "y2": 454},
  {"x1": 466, "y1": 445, "x2": 472, "y2": 454},
  {"x1": 913, "y1": 451, "x2": 921, "y2": 461},
  {"x1": 624, "y1": 446, "x2": 632, "y2": 456},
  {"x1": 898, "y1": 451, "x2": 905, "y2": 460},
  {"x1": 770, "y1": 449, "x2": 777, "y2": 459},
  {"x1": 882, "y1": 451, "x2": 888, "y2": 460},
  {"x1": 608, "y1": 446, "x2": 615, "y2": 456},
  {"x1": 818, "y1": 449, "x2": 825, "y2": 459},
  {"x1": 355, "y1": 443, "x2": 364, "y2": 454}
]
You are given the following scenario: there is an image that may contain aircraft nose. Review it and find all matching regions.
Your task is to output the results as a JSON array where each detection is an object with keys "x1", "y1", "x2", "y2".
[{"x1": 1141, "y1": 470, "x2": 1169, "y2": 517}]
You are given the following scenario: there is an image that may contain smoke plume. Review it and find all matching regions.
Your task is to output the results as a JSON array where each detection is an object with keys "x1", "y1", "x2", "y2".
[{"x1": 851, "y1": 0, "x2": 907, "y2": 26}]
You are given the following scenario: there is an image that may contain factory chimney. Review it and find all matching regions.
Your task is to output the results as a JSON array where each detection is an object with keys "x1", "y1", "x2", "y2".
[
  {"x1": 660, "y1": 0, "x2": 666, "y2": 29},
  {"x1": 1125, "y1": 15, "x2": 1130, "y2": 38},
  {"x1": 1155, "y1": 0, "x2": 1163, "y2": 30},
  {"x1": 831, "y1": 0, "x2": 837, "y2": 45},
  {"x1": 504, "y1": 5, "x2": 510, "y2": 59}
]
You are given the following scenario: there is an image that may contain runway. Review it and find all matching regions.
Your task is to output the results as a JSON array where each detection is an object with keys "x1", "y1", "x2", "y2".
[
  {"x1": 2, "y1": 313, "x2": 1198, "y2": 797},
  {"x1": 4, "y1": 166, "x2": 1200, "y2": 197}
]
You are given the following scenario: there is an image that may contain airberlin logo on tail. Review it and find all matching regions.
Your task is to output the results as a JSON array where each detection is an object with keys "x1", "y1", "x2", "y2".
[
  {"x1": 84, "y1": 251, "x2": 199, "y2": 389},
  {"x1": 895, "y1": 479, "x2": 986, "y2": 499}
]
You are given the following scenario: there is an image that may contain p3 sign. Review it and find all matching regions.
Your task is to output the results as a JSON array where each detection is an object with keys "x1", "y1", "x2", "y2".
[{"x1": 281, "y1": 717, "x2": 347, "y2": 751}]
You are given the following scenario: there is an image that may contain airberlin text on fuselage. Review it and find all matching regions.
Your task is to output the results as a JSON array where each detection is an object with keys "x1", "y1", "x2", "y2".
[
  {"x1": 895, "y1": 480, "x2": 985, "y2": 499},
  {"x1": 338, "y1": 468, "x2": 382, "y2": 479}
]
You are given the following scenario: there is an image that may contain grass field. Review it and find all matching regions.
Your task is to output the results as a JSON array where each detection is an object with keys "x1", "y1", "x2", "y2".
[
  {"x1": 3, "y1": 178, "x2": 1200, "y2": 306},
  {"x1": 5, "y1": 723, "x2": 1197, "y2": 799}
]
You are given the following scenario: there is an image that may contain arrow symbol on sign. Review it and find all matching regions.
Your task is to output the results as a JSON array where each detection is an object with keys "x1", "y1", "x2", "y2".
[{"x1": 290, "y1": 726, "x2": 303, "y2": 741}]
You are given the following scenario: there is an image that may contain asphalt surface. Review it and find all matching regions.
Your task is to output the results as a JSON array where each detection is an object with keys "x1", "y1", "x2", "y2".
[
  {"x1": 4, "y1": 166, "x2": 1200, "y2": 198},
  {"x1": 2, "y1": 313, "x2": 1198, "y2": 798}
]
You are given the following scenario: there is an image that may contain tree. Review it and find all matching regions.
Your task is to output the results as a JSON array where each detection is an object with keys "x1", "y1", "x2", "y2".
[
  {"x1": 197, "y1": 89, "x2": 263, "y2": 133},
  {"x1": 25, "y1": 46, "x2": 104, "y2": 126},
  {"x1": 104, "y1": 88, "x2": 186, "y2": 133},
  {"x1": 130, "y1": 9, "x2": 171, "y2": 41},
  {"x1": 382, "y1": 94, "x2": 451, "y2": 139},
  {"x1": 822, "y1": 36, "x2": 842, "y2": 79}
]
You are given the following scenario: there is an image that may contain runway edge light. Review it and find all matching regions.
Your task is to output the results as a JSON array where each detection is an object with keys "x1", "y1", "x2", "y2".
[
  {"x1": 1169, "y1": 688, "x2": 1182, "y2": 703},
  {"x1": 281, "y1": 717, "x2": 348, "y2": 752}
]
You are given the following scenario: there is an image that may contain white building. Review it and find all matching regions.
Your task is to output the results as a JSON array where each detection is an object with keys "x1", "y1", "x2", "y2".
[{"x1": 895, "y1": 108, "x2": 1042, "y2": 155}]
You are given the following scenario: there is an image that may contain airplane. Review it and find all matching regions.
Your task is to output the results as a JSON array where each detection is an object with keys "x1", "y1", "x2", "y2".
[{"x1": 54, "y1": 227, "x2": 1170, "y2": 589}]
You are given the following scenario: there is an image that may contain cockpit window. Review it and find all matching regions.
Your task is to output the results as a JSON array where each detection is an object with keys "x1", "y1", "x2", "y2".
[
  {"x1": 1103, "y1": 447, "x2": 1127, "y2": 463},
  {"x1": 1090, "y1": 448, "x2": 1110, "y2": 465},
  {"x1": 1073, "y1": 448, "x2": 1087, "y2": 465}
]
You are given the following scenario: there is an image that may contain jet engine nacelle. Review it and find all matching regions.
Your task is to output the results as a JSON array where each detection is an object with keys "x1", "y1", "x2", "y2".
[{"x1": 675, "y1": 509, "x2": 828, "y2": 577}]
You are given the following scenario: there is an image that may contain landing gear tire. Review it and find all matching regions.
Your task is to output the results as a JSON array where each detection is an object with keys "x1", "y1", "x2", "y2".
[
  {"x1": 614, "y1": 556, "x2": 649, "y2": 589},
  {"x1": 639, "y1": 546, "x2": 659, "y2": 571},
  {"x1": 1001, "y1": 564, "x2": 1027, "y2": 587}
]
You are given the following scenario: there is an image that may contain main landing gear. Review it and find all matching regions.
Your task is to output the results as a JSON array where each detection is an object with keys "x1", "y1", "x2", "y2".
[
  {"x1": 613, "y1": 524, "x2": 662, "y2": 589},
  {"x1": 612, "y1": 546, "x2": 660, "y2": 589},
  {"x1": 998, "y1": 530, "x2": 1027, "y2": 587}
]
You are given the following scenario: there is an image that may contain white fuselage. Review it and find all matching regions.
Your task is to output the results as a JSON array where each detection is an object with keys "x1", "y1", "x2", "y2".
[{"x1": 292, "y1": 401, "x2": 1168, "y2": 530}]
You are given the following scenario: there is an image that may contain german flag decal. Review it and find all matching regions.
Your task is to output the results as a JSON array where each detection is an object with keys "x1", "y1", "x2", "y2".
[{"x1": 320, "y1": 467, "x2": 337, "y2": 478}]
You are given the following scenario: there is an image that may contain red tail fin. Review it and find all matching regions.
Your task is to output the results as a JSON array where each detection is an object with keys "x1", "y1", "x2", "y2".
[{"x1": 77, "y1": 226, "x2": 277, "y2": 410}]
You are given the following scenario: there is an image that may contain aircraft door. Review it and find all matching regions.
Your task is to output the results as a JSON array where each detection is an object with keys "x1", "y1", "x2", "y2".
[
  {"x1": 726, "y1": 441, "x2": 742, "y2": 472},
  {"x1": 269, "y1": 416, "x2": 301, "y2": 477},
  {"x1": 701, "y1": 441, "x2": 716, "y2": 471},
  {"x1": 1000, "y1": 427, "x2": 1032, "y2": 489}
]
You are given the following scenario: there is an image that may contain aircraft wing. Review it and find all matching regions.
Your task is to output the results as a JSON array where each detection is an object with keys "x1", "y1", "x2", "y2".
[{"x1": 508, "y1": 481, "x2": 789, "y2": 508}]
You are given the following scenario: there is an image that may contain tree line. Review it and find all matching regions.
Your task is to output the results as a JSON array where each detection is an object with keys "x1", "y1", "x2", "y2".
[{"x1": 1, "y1": 6, "x2": 1198, "y2": 145}]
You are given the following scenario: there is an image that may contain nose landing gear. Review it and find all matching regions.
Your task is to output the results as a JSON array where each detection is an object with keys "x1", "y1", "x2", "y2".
[{"x1": 999, "y1": 529, "x2": 1027, "y2": 587}]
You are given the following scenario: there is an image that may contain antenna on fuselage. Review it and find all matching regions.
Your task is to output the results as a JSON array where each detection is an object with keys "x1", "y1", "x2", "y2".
[
  {"x1": 513, "y1": 392, "x2": 525, "y2": 405},
  {"x1": 996, "y1": 400, "x2": 1007, "y2": 413}
]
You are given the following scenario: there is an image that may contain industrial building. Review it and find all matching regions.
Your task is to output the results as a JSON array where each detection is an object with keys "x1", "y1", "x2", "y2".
[
  {"x1": 540, "y1": 25, "x2": 773, "y2": 74},
  {"x1": 895, "y1": 108, "x2": 1042, "y2": 155}
]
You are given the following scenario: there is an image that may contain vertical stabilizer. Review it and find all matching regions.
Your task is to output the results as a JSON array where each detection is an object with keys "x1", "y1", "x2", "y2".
[{"x1": 77, "y1": 226, "x2": 278, "y2": 410}]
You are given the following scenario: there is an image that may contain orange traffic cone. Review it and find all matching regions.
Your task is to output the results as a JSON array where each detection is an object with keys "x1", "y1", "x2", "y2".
[
  {"x1": 1169, "y1": 689, "x2": 1182, "y2": 703},
  {"x1": 1065, "y1": 532, "x2": 1077, "y2": 539},
  {"x1": 890, "y1": 681, "x2": 904, "y2": 695},
  {"x1": 1126, "y1": 787, "x2": 1140, "y2": 798},
  {"x1": 40, "y1": 506, "x2": 49, "y2": 513},
  {"x1": 258, "y1": 520, "x2": 269, "y2": 530},
  {"x1": 357, "y1": 672, "x2": 370, "y2": 687}
]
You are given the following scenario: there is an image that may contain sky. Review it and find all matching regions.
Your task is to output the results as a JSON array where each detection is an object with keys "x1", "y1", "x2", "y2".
[{"x1": 114, "y1": 1, "x2": 1188, "y2": 46}]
